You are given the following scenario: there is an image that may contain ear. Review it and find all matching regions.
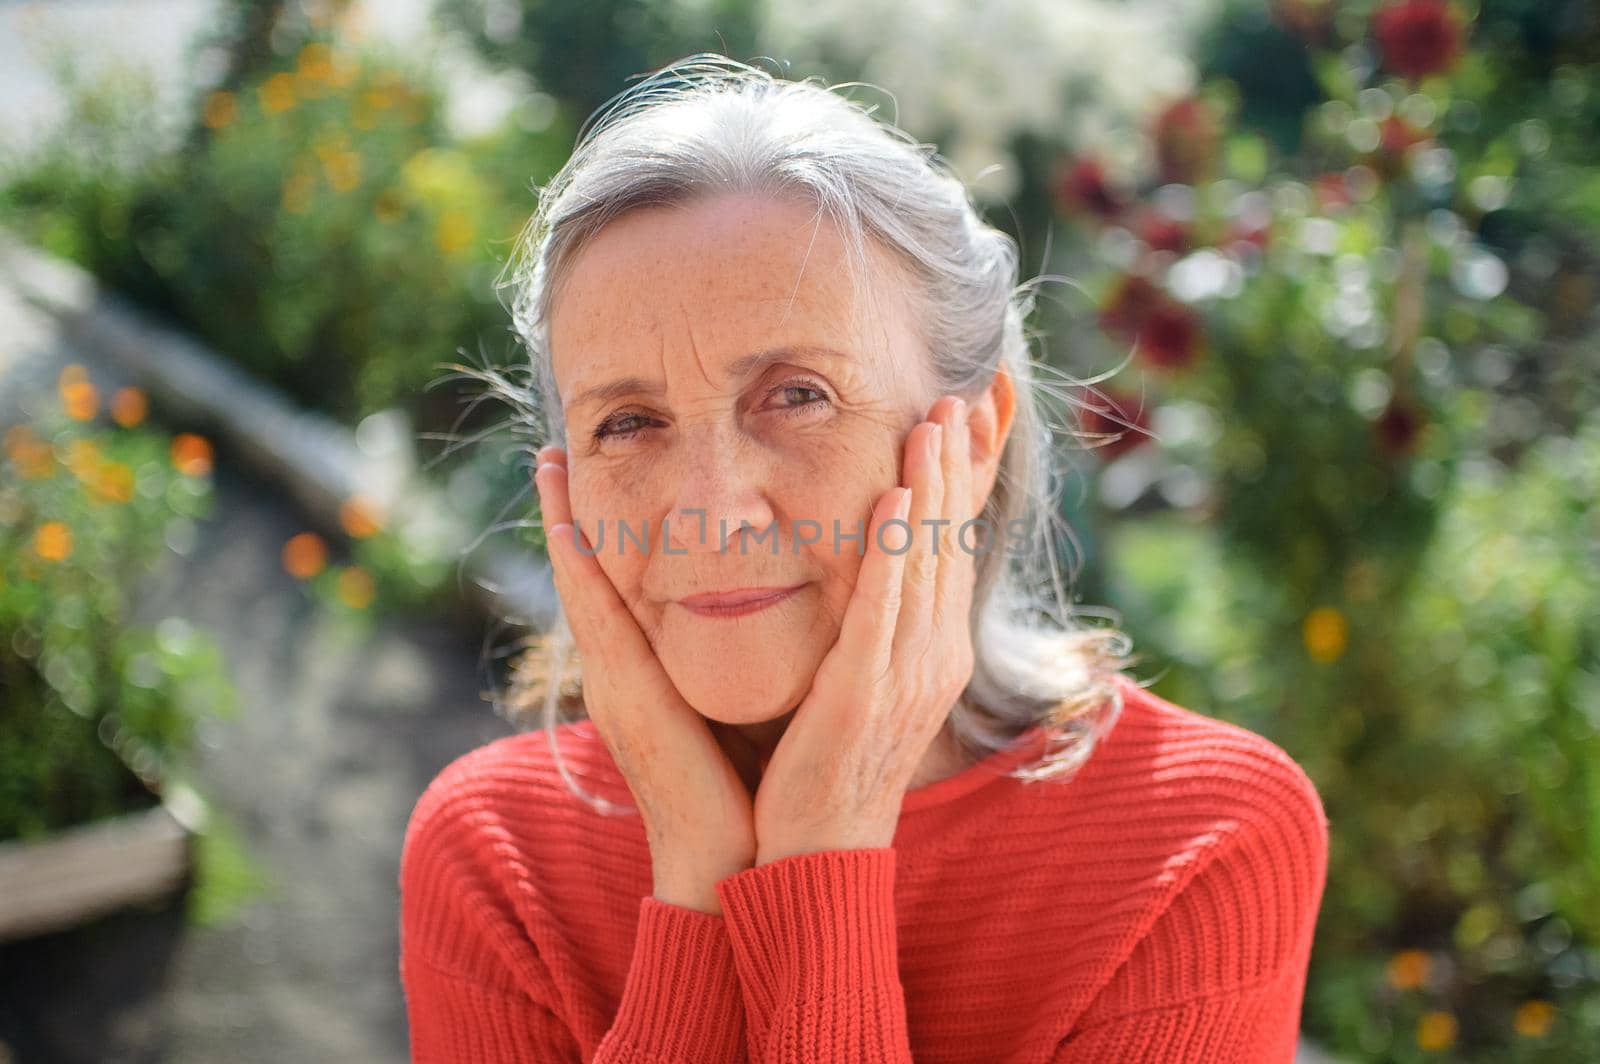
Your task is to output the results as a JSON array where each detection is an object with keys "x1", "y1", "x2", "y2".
[{"x1": 965, "y1": 365, "x2": 1016, "y2": 516}]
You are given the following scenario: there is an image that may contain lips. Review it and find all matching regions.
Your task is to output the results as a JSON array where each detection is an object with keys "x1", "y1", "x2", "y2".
[{"x1": 678, "y1": 582, "x2": 806, "y2": 604}]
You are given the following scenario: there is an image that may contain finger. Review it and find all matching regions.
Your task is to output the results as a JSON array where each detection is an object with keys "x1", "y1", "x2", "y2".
[
  {"x1": 535, "y1": 444, "x2": 567, "y2": 469},
  {"x1": 836, "y1": 485, "x2": 914, "y2": 676},
  {"x1": 936, "y1": 397, "x2": 976, "y2": 621},
  {"x1": 893, "y1": 414, "x2": 945, "y2": 662},
  {"x1": 534, "y1": 465, "x2": 648, "y2": 686}
]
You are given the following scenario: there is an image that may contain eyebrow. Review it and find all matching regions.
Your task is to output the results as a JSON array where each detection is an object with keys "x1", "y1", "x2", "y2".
[{"x1": 567, "y1": 344, "x2": 851, "y2": 412}]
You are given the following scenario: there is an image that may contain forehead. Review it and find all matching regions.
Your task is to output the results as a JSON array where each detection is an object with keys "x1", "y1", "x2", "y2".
[{"x1": 548, "y1": 192, "x2": 915, "y2": 395}]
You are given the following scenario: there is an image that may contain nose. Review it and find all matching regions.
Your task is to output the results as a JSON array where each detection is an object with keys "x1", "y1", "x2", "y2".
[{"x1": 664, "y1": 427, "x2": 777, "y2": 556}]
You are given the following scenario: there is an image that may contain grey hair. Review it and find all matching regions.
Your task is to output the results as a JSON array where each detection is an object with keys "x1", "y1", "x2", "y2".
[{"x1": 453, "y1": 54, "x2": 1145, "y2": 817}]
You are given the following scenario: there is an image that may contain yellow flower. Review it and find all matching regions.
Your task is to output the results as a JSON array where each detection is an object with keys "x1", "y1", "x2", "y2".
[
  {"x1": 297, "y1": 42, "x2": 333, "y2": 81},
  {"x1": 282, "y1": 171, "x2": 316, "y2": 214},
  {"x1": 336, "y1": 566, "x2": 376, "y2": 609},
  {"x1": 170, "y1": 433, "x2": 214, "y2": 476},
  {"x1": 1385, "y1": 949, "x2": 1430, "y2": 990},
  {"x1": 435, "y1": 210, "x2": 474, "y2": 255},
  {"x1": 323, "y1": 149, "x2": 363, "y2": 192},
  {"x1": 34, "y1": 521, "x2": 72, "y2": 561},
  {"x1": 111, "y1": 386, "x2": 148, "y2": 428},
  {"x1": 1303, "y1": 605, "x2": 1347, "y2": 663},
  {"x1": 1416, "y1": 1011, "x2": 1457, "y2": 1051},
  {"x1": 64, "y1": 437, "x2": 100, "y2": 477},
  {"x1": 259, "y1": 72, "x2": 296, "y2": 115},
  {"x1": 1514, "y1": 999, "x2": 1555, "y2": 1038},
  {"x1": 283, "y1": 532, "x2": 328, "y2": 579},
  {"x1": 202, "y1": 90, "x2": 237, "y2": 130},
  {"x1": 372, "y1": 187, "x2": 406, "y2": 224}
]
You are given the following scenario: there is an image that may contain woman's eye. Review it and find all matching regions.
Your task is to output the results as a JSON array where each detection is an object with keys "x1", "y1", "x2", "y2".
[
  {"x1": 592, "y1": 382, "x2": 829, "y2": 444},
  {"x1": 772, "y1": 380, "x2": 830, "y2": 414},
  {"x1": 592, "y1": 412, "x2": 653, "y2": 442}
]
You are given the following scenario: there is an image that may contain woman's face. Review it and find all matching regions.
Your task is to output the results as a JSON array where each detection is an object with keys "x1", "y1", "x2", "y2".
[{"x1": 547, "y1": 191, "x2": 958, "y2": 726}]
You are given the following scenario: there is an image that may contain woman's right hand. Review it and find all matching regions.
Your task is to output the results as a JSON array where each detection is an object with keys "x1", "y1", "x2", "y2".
[{"x1": 534, "y1": 446, "x2": 757, "y2": 915}]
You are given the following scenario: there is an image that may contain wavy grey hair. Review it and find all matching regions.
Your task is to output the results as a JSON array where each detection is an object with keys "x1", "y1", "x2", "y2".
[{"x1": 452, "y1": 54, "x2": 1144, "y2": 816}]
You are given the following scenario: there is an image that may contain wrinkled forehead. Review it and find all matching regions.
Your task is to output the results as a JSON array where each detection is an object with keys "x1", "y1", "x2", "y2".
[{"x1": 547, "y1": 195, "x2": 920, "y2": 398}]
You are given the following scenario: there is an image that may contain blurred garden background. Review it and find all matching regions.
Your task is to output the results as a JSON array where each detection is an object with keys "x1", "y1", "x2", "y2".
[{"x1": 0, "y1": 0, "x2": 1596, "y2": 1060}]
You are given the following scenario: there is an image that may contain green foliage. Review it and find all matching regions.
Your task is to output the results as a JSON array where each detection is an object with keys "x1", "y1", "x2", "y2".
[
  {"x1": 0, "y1": 378, "x2": 237, "y2": 842},
  {"x1": 436, "y1": 0, "x2": 763, "y2": 123},
  {"x1": 1025, "y1": 0, "x2": 1600, "y2": 1056},
  {"x1": 0, "y1": 31, "x2": 573, "y2": 434}
]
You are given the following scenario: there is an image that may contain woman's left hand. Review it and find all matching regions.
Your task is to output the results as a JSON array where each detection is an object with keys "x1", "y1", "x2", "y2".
[{"x1": 752, "y1": 395, "x2": 977, "y2": 865}]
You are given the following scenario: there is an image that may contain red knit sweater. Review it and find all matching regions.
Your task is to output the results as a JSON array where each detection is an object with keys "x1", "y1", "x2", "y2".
[{"x1": 398, "y1": 673, "x2": 1329, "y2": 1062}]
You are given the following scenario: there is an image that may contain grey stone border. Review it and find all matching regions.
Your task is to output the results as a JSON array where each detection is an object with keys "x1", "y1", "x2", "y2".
[{"x1": 0, "y1": 230, "x2": 557, "y2": 633}]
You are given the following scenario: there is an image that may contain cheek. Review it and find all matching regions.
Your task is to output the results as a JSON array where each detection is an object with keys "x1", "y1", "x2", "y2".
[{"x1": 778, "y1": 427, "x2": 901, "y2": 614}]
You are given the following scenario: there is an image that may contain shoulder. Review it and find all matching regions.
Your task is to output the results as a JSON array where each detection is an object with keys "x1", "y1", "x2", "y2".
[
  {"x1": 1097, "y1": 675, "x2": 1329, "y2": 859},
  {"x1": 1073, "y1": 676, "x2": 1330, "y2": 988},
  {"x1": 398, "y1": 721, "x2": 635, "y2": 977},
  {"x1": 402, "y1": 720, "x2": 617, "y2": 852}
]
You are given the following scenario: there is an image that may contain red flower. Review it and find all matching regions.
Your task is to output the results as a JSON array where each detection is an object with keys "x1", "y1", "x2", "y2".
[
  {"x1": 1152, "y1": 97, "x2": 1220, "y2": 186},
  {"x1": 1079, "y1": 389, "x2": 1153, "y2": 460},
  {"x1": 1098, "y1": 275, "x2": 1203, "y2": 373},
  {"x1": 1379, "y1": 115, "x2": 1430, "y2": 154},
  {"x1": 1098, "y1": 275, "x2": 1164, "y2": 337},
  {"x1": 1225, "y1": 216, "x2": 1271, "y2": 253},
  {"x1": 1270, "y1": 0, "x2": 1338, "y2": 44},
  {"x1": 1139, "y1": 302, "x2": 1204, "y2": 372},
  {"x1": 1313, "y1": 172, "x2": 1352, "y2": 212},
  {"x1": 1053, "y1": 157, "x2": 1129, "y2": 221},
  {"x1": 1372, "y1": 0, "x2": 1466, "y2": 80},
  {"x1": 1368, "y1": 114, "x2": 1433, "y2": 180},
  {"x1": 1375, "y1": 396, "x2": 1426, "y2": 457},
  {"x1": 1138, "y1": 209, "x2": 1191, "y2": 255}
]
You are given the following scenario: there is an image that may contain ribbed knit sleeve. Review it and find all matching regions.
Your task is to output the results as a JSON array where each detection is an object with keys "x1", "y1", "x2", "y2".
[
  {"x1": 1049, "y1": 962, "x2": 1309, "y2": 1062},
  {"x1": 713, "y1": 848, "x2": 912, "y2": 1062},
  {"x1": 398, "y1": 777, "x2": 749, "y2": 1063},
  {"x1": 596, "y1": 897, "x2": 748, "y2": 1062}
]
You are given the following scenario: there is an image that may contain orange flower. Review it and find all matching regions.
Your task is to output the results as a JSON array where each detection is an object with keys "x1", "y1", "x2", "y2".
[
  {"x1": 60, "y1": 376, "x2": 98, "y2": 420},
  {"x1": 336, "y1": 566, "x2": 376, "y2": 608},
  {"x1": 34, "y1": 521, "x2": 72, "y2": 561},
  {"x1": 171, "y1": 433, "x2": 214, "y2": 476},
  {"x1": 1514, "y1": 999, "x2": 1555, "y2": 1038},
  {"x1": 1303, "y1": 605, "x2": 1348, "y2": 663},
  {"x1": 4, "y1": 424, "x2": 35, "y2": 457},
  {"x1": 203, "y1": 90, "x2": 237, "y2": 130},
  {"x1": 1386, "y1": 948, "x2": 1431, "y2": 989},
  {"x1": 110, "y1": 386, "x2": 148, "y2": 427},
  {"x1": 283, "y1": 532, "x2": 328, "y2": 579},
  {"x1": 92, "y1": 461, "x2": 136, "y2": 504},
  {"x1": 339, "y1": 496, "x2": 384, "y2": 538},
  {"x1": 5, "y1": 426, "x2": 55, "y2": 479},
  {"x1": 1416, "y1": 1010, "x2": 1457, "y2": 1050}
]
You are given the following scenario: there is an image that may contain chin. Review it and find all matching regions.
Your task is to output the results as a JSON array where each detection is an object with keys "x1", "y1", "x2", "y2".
[{"x1": 658, "y1": 655, "x2": 814, "y2": 727}]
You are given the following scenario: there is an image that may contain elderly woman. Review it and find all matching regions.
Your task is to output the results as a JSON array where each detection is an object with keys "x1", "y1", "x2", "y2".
[{"x1": 399, "y1": 55, "x2": 1328, "y2": 1063}]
